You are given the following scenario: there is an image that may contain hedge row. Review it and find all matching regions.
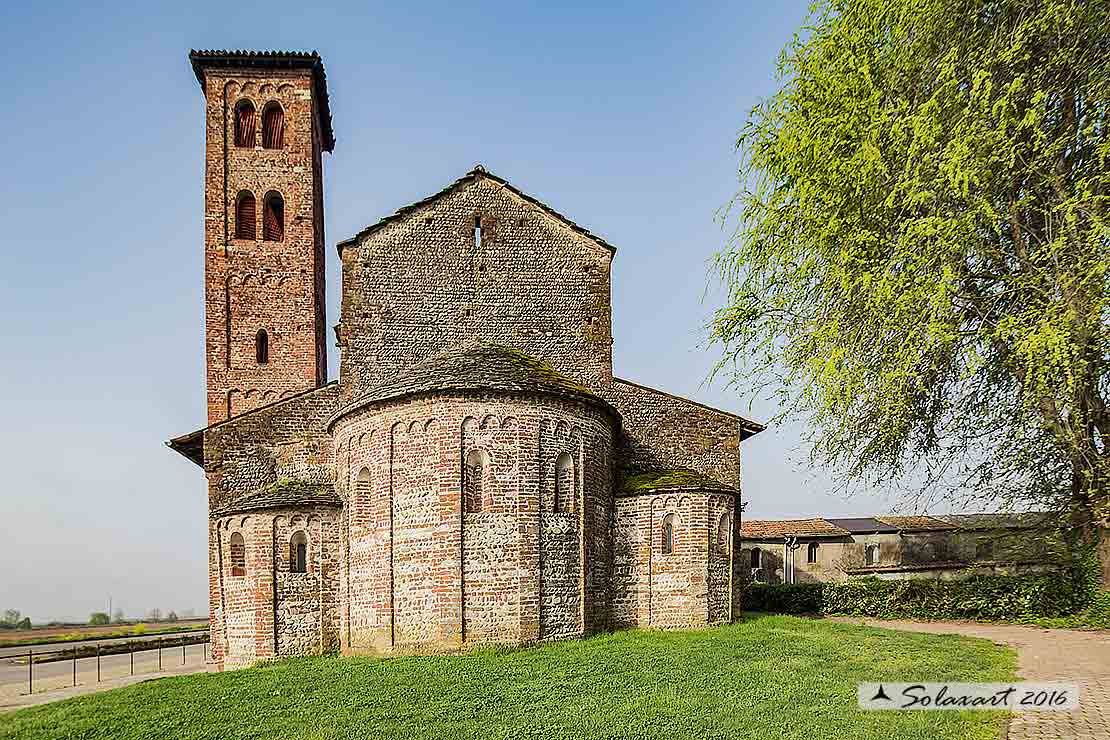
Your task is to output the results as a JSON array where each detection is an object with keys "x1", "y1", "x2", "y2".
[{"x1": 744, "y1": 569, "x2": 1094, "y2": 622}]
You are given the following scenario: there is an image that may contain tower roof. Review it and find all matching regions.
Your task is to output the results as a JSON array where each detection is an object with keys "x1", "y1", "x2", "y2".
[
  {"x1": 327, "y1": 340, "x2": 615, "y2": 429},
  {"x1": 188, "y1": 49, "x2": 335, "y2": 152}
]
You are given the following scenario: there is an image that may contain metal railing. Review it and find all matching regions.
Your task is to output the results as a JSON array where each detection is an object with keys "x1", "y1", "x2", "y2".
[{"x1": 21, "y1": 633, "x2": 210, "y2": 695}]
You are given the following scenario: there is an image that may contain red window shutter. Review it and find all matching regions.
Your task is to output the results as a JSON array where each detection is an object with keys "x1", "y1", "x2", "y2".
[
  {"x1": 235, "y1": 104, "x2": 255, "y2": 148},
  {"x1": 235, "y1": 194, "x2": 256, "y2": 240},
  {"x1": 263, "y1": 195, "x2": 284, "y2": 241},
  {"x1": 262, "y1": 105, "x2": 284, "y2": 149}
]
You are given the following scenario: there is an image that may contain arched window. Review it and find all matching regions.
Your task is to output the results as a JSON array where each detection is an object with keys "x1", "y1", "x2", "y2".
[
  {"x1": 234, "y1": 100, "x2": 256, "y2": 147},
  {"x1": 661, "y1": 513, "x2": 675, "y2": 555},
  {"x1": 289, "y1": 531, "x2": 308, "y2": 573},
  {"x1": 865, "y1": 543, "x2": 880, "y2": 566},
  {"x1": 554, "y1": 452, "x2": 574, "y2": 513},
  {"x1": 229, "y1": 532, "x2": 246, "y2": 576},
  {"x1": 750, "y1": 547, "x2": 761, "y2": 569},
  {"x1": 263, "y1": 192, "x2": 284, "y2": 241},
  {"x1": 807, "y1": 542, "x2": 819, "y2": 564},
  {"x1": 235, "y1": 192, "x2": 256, "y2": 240},
  {"x1": 716, "y1": 513, "x2": 731, "y2": 553},
  {"x1": 355, "y1": 467, "x2": 371, "y2": 527},
  {"x1": 464, "y1": 448, "x2": 488, "y2": 513},
  {"x1": 975, "y1": 538, "x2": 994, "y2": 561},
  {"x1": 261, "y1": 102, "x2": 284, "y2": 149},
  {"x1": 255, "y1": 329, "x2": 269, "y2": 364}
]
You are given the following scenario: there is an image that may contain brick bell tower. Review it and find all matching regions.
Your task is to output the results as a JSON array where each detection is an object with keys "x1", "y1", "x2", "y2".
[{"x1": 189, "y1": 50, "x2": 334, "y2": 424}]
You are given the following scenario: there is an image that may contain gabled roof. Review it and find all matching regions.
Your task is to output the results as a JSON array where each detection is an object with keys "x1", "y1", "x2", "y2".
[
  {"x1": 876, "y1": 515, "x2": 956, "y2": 532},
  {"x1": 610, "y1": 377, "x2": 765, "y2": 440},
  {"x1": 189, "y1": 49, "x2": 335, "y2": 152},
  {"x1": 212, "y1": 478, "x2": 341, "y2": 517},
  {"x1": 825, "y1": 517, "x2": 900, "y2": 534},
  {"x1": 619, "y1": 469, "x2": 734, "y2": 497},
  {"x1": 335, "y1": 165, "x2": 616, "y2": 255},
  {"x1": 740, "y1": 519, "x2": 851, "y2": 539},
  {"x1": 327, "y1": 340, "x2": 615, "y2": 429},
  {"x1": 166, "y1": 382, "x2": 340, "y2": 469}
]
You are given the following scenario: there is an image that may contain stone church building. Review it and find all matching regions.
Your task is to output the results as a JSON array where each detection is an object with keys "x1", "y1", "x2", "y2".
[{"x1": 168, "y1": 50, "x2": 764, "y2": 669}]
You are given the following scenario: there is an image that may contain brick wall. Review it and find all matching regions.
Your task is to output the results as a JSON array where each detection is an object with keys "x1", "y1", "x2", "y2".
[
  {"x1": 212, "y1": 506, "x2": 340, "y2": 668},
  {"x1": 611, "y1": 491, "x2": 736, "y2": 629},
  {"x1": 199, "y1": 66, "x2": 328, "y2": 425},
  {"x1": 332, "y1": 392, "x2": 614, "y2": 652}
]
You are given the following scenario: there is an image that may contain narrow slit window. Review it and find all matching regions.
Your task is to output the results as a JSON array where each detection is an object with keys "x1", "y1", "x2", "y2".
[
  {"x1": 355, "y1": 467, "x2": 371, "y2": 528},
  {"x1": 230, "y1": 532, "x2": 246, "y2": 576},
  {"x1": 261, "y1": 103, "x2": 284, "y2": 149},
  {"x1": 289, "y1": 531, "x2": 308, "y2": 573},
  {"x1": 235, "y1": 192, "x2": 256, "y2": 240},
  {"x1": 263, "y1": 193, "x2": 284, "y2": 241},
  {"x1": 255, "y1": 329, "x2": 269, "y2": 364},
  {"x1": 464, "y1": 448, "x2": 488, "y2": 513},
  {"x1": 554, "y1": 452, "x2": 574, "y2": 513},
  {"x1": 234, "y1": 101, "x2": 256, "y2": 147},
  {"x1": 474, "y1": 216, "x2": 482, "y2": 248},
  {"x1": 661, "y1": 513, "x2": 675, "y2": 555},
  {"x1": 716, "y1": 514, "x2": 731, "y2": 553}
]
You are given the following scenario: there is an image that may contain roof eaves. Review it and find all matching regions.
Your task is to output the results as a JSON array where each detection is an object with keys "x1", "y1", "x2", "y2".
[
  {"x1": 611, "y1": 377, "x2": 766, "y2": 438},
  {"x1": 188, "y1": 49, "x2": 335, "y2": 153},
  {"x1": 336, "y1": 165, "x2": 617, "y2": 256}
]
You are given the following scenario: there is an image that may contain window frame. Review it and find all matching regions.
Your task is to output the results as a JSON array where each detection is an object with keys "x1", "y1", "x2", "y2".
[
  {"x1": 289, "y1": 531, "x2": 309, "y2": 574},
  {"x1": 229, "y1": 532, "x2": 246, "y2": 577},
  {"x1": 661, "y1": 513, "x2": 676, "y2": 555},
  {"x1": 260, "y1": 101, "x2": 285, "y2": 150}
]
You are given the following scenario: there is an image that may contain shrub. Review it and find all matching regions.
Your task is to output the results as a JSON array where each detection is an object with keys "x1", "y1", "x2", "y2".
[{"x1": 744, "y1": 566, "x2": 1095, "y2": 623}]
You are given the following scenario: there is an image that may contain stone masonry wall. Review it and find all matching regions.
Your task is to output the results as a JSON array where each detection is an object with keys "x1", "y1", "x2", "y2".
[
  {"x1": 204, "y1": 383, "x2": 340, "y2": 666},
  {"x1": 603, "y1": 378, "x2": 742, "y2": 489},
  {"x1": 337, "y1": 174, "x2": 614, "y2": 399},
  {"x1": 332, "y1": 392, "x2": 613, "y2": 652},
  {"x1": 212, "y1": 505, "x2": 339, "y2": 669},
  {"x1": 611, "y1": 491, "x2": 736, "y2": 630},
  {"x1": 200, "y1": 66, "x2": 328, "y2": 425}
]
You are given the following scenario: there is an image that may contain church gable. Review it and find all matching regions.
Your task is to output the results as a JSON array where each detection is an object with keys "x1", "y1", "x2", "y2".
[{"x1": 337, "y1": 167, "x2": 615, "y2": 395}]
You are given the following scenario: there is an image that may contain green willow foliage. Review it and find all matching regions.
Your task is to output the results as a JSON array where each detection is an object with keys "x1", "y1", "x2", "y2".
[{"x1": 714, "y1": 0, "x2": 1110, "y2": 527}]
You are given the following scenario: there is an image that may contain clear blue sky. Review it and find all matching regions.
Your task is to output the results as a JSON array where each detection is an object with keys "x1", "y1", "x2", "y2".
[{"x1": 0, "y1": 0, "x2": 908, "y2": 622}]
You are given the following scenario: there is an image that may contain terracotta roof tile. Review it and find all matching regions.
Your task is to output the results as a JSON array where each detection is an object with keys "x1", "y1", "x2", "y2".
[
  {"x1": 188, "y1": 50, "x2": 335, "y2": 152},
  {"x1": 740, "y1": 518, "x2": 850, "y2": 539}
]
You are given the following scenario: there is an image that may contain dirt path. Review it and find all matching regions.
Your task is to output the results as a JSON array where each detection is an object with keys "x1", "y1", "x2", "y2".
[{"x1": 833, "y1": 618, "x2": 1110, "y2": 739}]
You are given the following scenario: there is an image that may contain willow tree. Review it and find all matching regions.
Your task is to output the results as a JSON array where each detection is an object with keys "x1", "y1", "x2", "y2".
[{"x1": 713, "y1": 0, "x2": 1109, "y2": 540}]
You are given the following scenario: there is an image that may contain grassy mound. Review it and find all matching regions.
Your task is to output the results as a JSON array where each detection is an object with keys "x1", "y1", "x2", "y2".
[{"x1": 0, "y1": 615, "x2": 1014, "y2": 740}]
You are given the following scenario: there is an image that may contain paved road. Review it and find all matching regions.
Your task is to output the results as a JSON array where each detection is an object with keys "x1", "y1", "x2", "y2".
[
  {"x1": 833, "y1": 618, "x2": 1110, "y2": 740},
  {"x1": 0, "y1": 641, "x2": 209, "y2": 699},
  {"x1": 0, "y1": 630, "x2": 207, "y2": 659}
]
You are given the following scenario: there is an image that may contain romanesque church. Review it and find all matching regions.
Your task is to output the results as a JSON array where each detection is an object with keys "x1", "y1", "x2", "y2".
[{"x1": 169, "y1": 50, "x2": 764, "y2": 669}]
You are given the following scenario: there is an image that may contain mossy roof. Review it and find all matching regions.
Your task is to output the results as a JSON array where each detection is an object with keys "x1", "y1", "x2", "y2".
[
  {"x1": 328, "y1": 340, "x2": 614, "y2": 428},
  {"x1": 212, "y1": 478, "x2": 341, "y2": 517},
  {"x1": 618, "y1": 469, "x2": 734, "y2": 497}
]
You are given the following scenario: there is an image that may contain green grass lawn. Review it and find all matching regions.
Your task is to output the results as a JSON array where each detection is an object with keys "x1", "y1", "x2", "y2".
[{"x1": 0, "y1": 615, "x2": 1015, "y2": 740}]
